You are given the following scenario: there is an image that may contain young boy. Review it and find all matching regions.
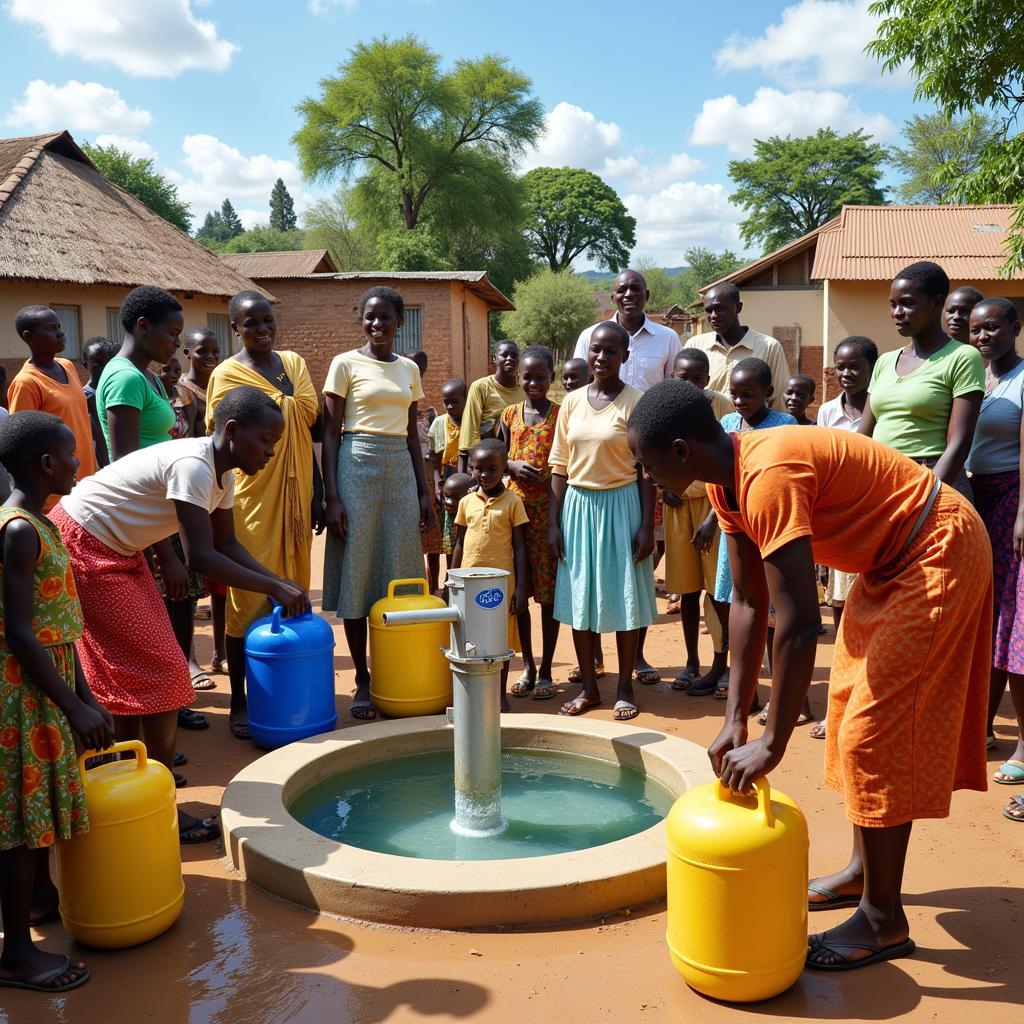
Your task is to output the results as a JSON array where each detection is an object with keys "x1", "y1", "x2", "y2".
[
  {"x1": 561, "y1": 357, "x2": 591, "y2": 393},
  {"x1": 9, "y1": 307, "x2": 97, "y2": 507},
  {"x1": 783, "y1": 374, "x2": 817, "y2": 425},
  {"x1": 451, "y1": 438, "x2": 529, "y2": 711},
  {"x1": 81, "y1": 337, "x2": 118, "y2": 467},
  {"x1": 664, "y1": 349, "x2": 732, "y2": 695},
  {"x1": 176, "y1": 327, "x2": 220, "y2": 439},
  {"x1": 429, "y1": 379, "x2": 468, "y2": 571},
  {"x1": 458, "y1": 342, "x2": 524, "y2": 472}
]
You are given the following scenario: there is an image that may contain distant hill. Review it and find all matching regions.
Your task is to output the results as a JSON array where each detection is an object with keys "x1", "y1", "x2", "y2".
[{"x1": 577, "y1": 266, "x2": 688, "y2": 282}]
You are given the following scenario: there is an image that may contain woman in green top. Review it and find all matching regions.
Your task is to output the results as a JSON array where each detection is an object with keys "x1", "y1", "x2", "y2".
[{"x1": 859, "y1": 262, "x2": 985, "y2": 500}]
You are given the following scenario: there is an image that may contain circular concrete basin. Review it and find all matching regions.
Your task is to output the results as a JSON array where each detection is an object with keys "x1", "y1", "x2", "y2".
[{"x1": 221, "y1": 714, "x2": 713, "y2": 929}]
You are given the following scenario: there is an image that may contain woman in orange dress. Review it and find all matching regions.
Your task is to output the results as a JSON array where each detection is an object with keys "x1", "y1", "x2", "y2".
[{"x1": 628, "y1": 380, "x2": 991, "y2": 973}]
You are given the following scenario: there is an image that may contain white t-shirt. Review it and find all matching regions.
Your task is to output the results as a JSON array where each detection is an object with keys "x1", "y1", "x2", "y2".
[
  {"x1": 59, "y1": 437, "x2": 235, "y2": 556},
  {"x1": 573, "y1": 314, "x2": 682, "y2": 393},
  {"x1": 816, "y1": 393, "x2": 863, "y2": 432}
]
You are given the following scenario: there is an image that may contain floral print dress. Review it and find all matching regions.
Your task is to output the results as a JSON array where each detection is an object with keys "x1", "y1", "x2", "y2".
[{"x1": 0, "y1": 507, "x2": 89, "y2": 850}]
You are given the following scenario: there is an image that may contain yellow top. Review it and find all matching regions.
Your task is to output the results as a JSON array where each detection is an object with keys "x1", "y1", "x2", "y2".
[
  {"x1": 548, "y1": 384, "x2": 643, "y2": 490},
  {"x1": 454, "y1": 488, "x2": 529, "y2": 589},
  {"x1": 323, "y1": 350, "x2": 424, "y2": 435},
  {"x1": 459, "y1": 376, "x2": 526, "y2": 452},
  {"x1": 683, "y1": 388, "x2": 733, "y2": 499},
  {"x1": 688, "y1": 329, "x2": 791, "y2": 412}
]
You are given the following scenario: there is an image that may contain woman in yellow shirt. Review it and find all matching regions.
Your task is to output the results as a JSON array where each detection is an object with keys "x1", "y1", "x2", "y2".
[
  {"x1": 548, "y1": 321, "x2": 657, "y2": 721},
  {"x1": 322, "y1": 287, "x2": 434, "y2": 720}
]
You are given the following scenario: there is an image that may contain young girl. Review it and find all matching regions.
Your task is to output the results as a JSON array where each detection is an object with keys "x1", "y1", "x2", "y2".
[
  {"x1": 0, "y1": 411, "x2": 114, "y2": 994},
  {"x1": 81, "y1": 337, "x2": 118, "y2": 469},
  {"x1": 783, "y1": 374, "x2": 817, "y2": 425},
  {"x1": 160, "y1": 357, "x2": 188, "y2": 440},
  {"x1": 548, "y1": 321, "x2": 656, "y2": 722},
  {"x1": 428, "y1": 379, "x2": 467, "y2": 570},
  {"x1": 452, "y1": 438, "x2": 529, "y2": 711},
  {"x1": 501, "y1": 345, "x2": 560, "y2": 700},
  {"x1": 410, "y1": 350, "x2": 444, "y2": 593}
]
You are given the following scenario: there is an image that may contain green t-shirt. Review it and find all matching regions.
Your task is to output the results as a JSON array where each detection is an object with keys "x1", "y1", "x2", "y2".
[
  {"x1": 868, "y1": 339, "x2": 985, "y2": 457},
  {"x1": 96, "y1": 356, "x2": 176, "y2": 454}
]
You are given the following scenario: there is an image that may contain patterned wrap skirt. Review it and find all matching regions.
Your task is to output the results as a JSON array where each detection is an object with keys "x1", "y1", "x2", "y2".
[
  {"x1": 522, "y1": 495, "x2": 556, "y2": 605},
  {"x1": 971, "y1": 469, "x2": 1024, "y2": 673},
  {"x1": 553, "y1": 482, "x2": 657, "y2": 633},
  {"x1": 323, "y1": 433, "x2": 425, "y2": 620},
  {"x1": 51, "y1": 506, "x2": 194, "y2": 717}
]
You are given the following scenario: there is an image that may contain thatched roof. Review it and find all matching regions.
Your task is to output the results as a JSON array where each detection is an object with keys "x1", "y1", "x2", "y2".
[
  {"x1": 220, "y1": 250, "x2": 337, "y2": 278},
  {"x1": 0, "y1": 131, "x2": 272, "y2": 300}
]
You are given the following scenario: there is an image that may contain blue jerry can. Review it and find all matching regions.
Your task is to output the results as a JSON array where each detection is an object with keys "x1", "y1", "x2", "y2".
[{"x1": 245, "y1": 605, "x2": 337, "y2": 749}]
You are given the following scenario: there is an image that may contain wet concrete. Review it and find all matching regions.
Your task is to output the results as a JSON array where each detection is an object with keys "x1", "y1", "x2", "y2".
[{"x1": 5, "y1": 534, "x2": 1022, "y2": 1023}]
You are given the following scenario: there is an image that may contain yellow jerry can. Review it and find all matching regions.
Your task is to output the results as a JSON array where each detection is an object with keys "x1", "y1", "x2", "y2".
[
  {"x1": 666, "y1": 777, "x2": 808, "y2": 1003},
  {"x1": 369, "y1": 578, "x2": 452, "y2": 717},
  {"x1": 55, "y1": 740, "x2": 184, "y2": 948}
]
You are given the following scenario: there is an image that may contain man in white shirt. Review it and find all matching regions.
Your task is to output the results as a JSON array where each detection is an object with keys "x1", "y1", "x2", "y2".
[{"x1": 689, "y1": 283, "x2": 791, "y2": 411}]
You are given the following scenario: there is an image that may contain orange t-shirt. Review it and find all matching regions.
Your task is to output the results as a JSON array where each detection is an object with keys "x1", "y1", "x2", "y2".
[
  {"x1": 707, "y1": 427, "x2": 936, "y2": 573},
  {"x1": 9, "y1": 357, "x2": 98, "y2": 509}
]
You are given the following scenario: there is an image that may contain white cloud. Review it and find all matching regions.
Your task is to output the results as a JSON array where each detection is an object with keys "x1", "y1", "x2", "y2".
[
  {"x1": 624, "y1": 182, "x2": 745, "y2": 265},
  {"x1": 309, "y1": 0, "x2": 357, "y2": 13},
  {"x1": 689, "y1": 87, "x2": 896, "y2": 156},
  {"x1": 6, "y1": 79, "x2": 152, "y2": 134},
  {"x1": 608, "y1": 152, "x2": 708, "y2": 192},
  {"x1": 714, "y1": 0, "x2": 903, "y2": 89},
  {"x1": 5, "y1": 0, "x2": 237, "y2": 77},
  {"x1": 94, "y1": 134, "x2": 157, "y2": 160},
  {"x1": 519, "y1": 102, "x2": 622, "y2": 173}
]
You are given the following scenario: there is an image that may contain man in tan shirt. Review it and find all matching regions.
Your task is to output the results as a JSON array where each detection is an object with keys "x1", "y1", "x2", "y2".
[{"x1": 688, "y1": 283, "x2": 790, "y2": 411}]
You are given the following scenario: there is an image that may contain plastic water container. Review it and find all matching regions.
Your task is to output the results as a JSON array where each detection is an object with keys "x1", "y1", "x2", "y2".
[
  {"x1": 56, "y1": 740, "x2": 183, "y2": 948},
  {"x1": 245, "y1": 605, "x2": 337, "y2": 749},
  {"x1": 369, "y1": 578, "x2": 451, "y2": 717},
  {"x1": 666, "y1": 777, "x2": 808, "y2": 1002}
]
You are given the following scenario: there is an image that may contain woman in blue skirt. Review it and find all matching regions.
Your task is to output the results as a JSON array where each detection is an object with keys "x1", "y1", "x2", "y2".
[{"x1": 548, "y1": 321, "x2": 657, "y2": 720}]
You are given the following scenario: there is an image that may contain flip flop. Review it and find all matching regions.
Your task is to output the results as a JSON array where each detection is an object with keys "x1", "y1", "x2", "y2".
[
  {"x1": 613, "y1": 700, "x2": 639, "y2": 721},
  {"x1": 559, "y1": 695, "x2": 602, "y2": 717},
  {"x1": 806, "y1": 934, "x2": 916, "y2": 971},
  {"x1": 173, "y1": 751, "x2": 187, "y2": 767},
  {"x1": 210, "y1": 655, "x2": 227, "y2": 674},
  {"x1": 177, "y1": 708, "x2": 209, "y2": 731},
  {"x1": 810, "y1": 721, "x2": 826, "y2": 740},
  {"x1": 634, "y1": 668, "x2": 661, "y2": 685},
  {"x1": 756, "y1": 702, "x2": 771, "y2": 726},
  {"x1": 993, "y1": 760, "x2": 1024, "y2": 784},
  {"x1": 0, "y1": 956, "x2": 90, "y2": 993},
  {"x1": 672, "y1": 668, "x2": 699, "y2": 691},
  {"x1": 190, "y1": 670, "x2": 216, "y2": 691},
  {"x1": 807, "y1": 881, "x2": 862, "y2": 911},
  {"x1": 532, "y1": 679, "x2": 557, "y2": 700},
  {"x1": 510, "y1": 672, "x2": 535, "y2": 697},
  {"x1": 179, "y1": 817, "x2": 221, "y2": 845},
  {"x1": 228, "y1": 716, "x2": 250, "y2": 740},
  {"x1": 568, "y1": 664, "x2": 605, "y2": 683},
  {"x1": 351, "y1": 700, "x2": 377, "y2": 721},
  {"x1": 173, "y1": 772, "x2": 187, "y2": 788},
  {"x1": 1003, "y1": 794, "x2": 1024, "y2": 821}
]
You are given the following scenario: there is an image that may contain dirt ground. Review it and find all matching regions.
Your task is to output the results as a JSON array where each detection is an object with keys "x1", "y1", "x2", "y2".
[{"x1": 5, "y1": 533, "x2": 1022, "y2": 1024}]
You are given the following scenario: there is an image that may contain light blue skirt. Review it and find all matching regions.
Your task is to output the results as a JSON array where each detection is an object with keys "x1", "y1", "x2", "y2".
[
  {"x1": 553, "y1": 482, "x2": 657, "y2": 632},
  {"x1": 714, "y1": 530, "x2": 732, "y2": 603}
]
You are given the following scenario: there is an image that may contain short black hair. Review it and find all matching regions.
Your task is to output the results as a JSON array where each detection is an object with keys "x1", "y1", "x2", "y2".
[
  {"x1": 212, "y1": 385, "x2": 283, "y2": 430},
  {"x1": 83, "y1": 336, "x2": 118, "y2": 363},
  {"x1": 491, "y1": 338, "x2": 519, "y2": 359},
  {"x1": 948, "y1": 285, "x2": 985, "y2": 305},
  {"x1": 14, "y1": 304, "x2": 55, "y2": 337},
  {"x1": 704, "y1": 283, "x2": 741, "y2": 305},
  {"x1": 731, "y1": 356, "x2": 772, "y2": 389},
  {"x1": 835, "y1": 335, "x2": 879, "y2": 366},
  {"x1": 675, "y1": 348, "x2": 710, "y2": 372},
  {"x1": 443, "y1": 471, "x2": 473, "y2": 493},
  {"x1": 628, "y1": 380, "x2": 723, "y2": 449},
  {"x1": 615, "y1": 268, "x2": 648, "y2": 291},
  {"x1": 120, "y1": 286, "x2": 182, "y2": 334},
  {"x1": 592, "y1": 320, "x2": 630, "y2": 354},
  {"x1": 562, "y1": 357, "x2": 589, "y2": 374},
  {"x1": 787, "y1": 373, "x2": 816, "y2": 394},
  {"x1": 183, "y1": 326, "x2": 217, "y2": 349},
  {"x1": 358, "y1": 286, "x2": 404, "y2": 319},
  {"x1": 409, "y1": 350, "x2": 428, "y2": 373},
  {"x1": 893, "y1": 261, "x2": 950, "y2": 298},
  {"x1": 228, "y1": 290, "x2": 270, "y2": 322},
  {"x1": 470, "y1": 437, "x2": 507, "y2": 462},
  {"x1": 442, "y1": 377, "x2": 467, "y2": 396},
  {"x1": 521, "y1": 344, "x2": 554, "y2": 372},
  {"x1": 973, "y1": 297, "x2": 1021, "y2": 324},
  {"x1": 0, "y1": 411, "x2": 70, "y2": 477}
]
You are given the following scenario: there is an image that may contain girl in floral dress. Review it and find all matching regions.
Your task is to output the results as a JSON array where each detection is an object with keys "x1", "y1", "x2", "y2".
[
  {"x1": 0, "y1": 411, "x2": 114, "y2": 994},
  {"x1": 501, "y1": 345, "x2": 560, "y2": 699}
]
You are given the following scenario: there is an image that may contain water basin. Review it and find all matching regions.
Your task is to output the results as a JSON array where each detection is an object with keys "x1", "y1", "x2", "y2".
[{"x1": 290, "y1": 748, "x2": 674, "y2": 860}]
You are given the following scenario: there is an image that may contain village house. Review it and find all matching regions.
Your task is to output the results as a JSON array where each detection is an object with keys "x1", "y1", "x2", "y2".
[{"x1": 0, "y1": 130, "x2": 267, "y2": 383}]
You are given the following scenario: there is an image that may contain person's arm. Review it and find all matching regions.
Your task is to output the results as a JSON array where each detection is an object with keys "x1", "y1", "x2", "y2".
[
  {"x1": 511, "y1": 521, "x2": 530, "y2": 616},
  {"x1": 88, "y1": 394, "x2": 110, "y2": 467},
  {"x1": 106, "y1": 405, "x2": 142, "y2": 462},
  {"x1": 857, "y1": 396, "x2": 877, "y2": 437},
  {"x1": 932, "y1": 391, "x2": 983, "y2": 485},
  {"x1": 548, "y1": 472, "x2": 567, "y2": 563},
  {"x1": 310, "y1": 411, "x2": 325, "y2": 536},
  {"x1": 321, "y1": 392, "x2": 346, "y2": 539},
  {"x1": 2, "y1": 519, "x2": 114, "y2": 750},
  {"x1": 182, "y1": 397, "x2": 201, "y2": 439},
  {"x1": 406, "y1": 403, "x2": 434, "y2": 530},
  {"x1": 692, "y1": 508, "x2": 718, "y2": 552},
  {"x1": 714, "y1": 536, "x2": 821, "y2": 793},
  {"x1": 632, "y1": 466, "x2": 655, "y2": 564},
  {"x1": 450, "y1": 524, "x2": 465, "y2": 570},
  {"x1": 767, "y1": 342, "x2": 791, "y2": 411},
  {"x1": 6, "y1": 376, "x2": 39, "y2": 415}
]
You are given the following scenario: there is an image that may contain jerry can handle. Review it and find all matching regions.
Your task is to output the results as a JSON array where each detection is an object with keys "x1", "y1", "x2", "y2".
[
  {"x1": 714, "y1": 776, "x2": 775, "y2": 828},
  {"x1": 270, "y1": 603, "x2": 283, "y2": 634},
  {"x1": 387, "y1": 578, "x2": 429, "y2": 599},
  {"x1": 77, "y1": 739, "x2": 148, "y2": 785}
]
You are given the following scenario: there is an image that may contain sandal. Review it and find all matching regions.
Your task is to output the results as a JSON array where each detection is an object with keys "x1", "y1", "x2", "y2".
[
  {"x1": 179, "y1": 817, "x2": 221, "y2": 845},
  {"x1": 351, "y1": 700, "x2": 377, "y2": 721},
  {"x1": 177, "y1": 708, "x2": 209, "y2": 731},
  {"x1": 672, "y1": 667, "x2": 699, "y2": 691},
  {"x1": 210, "y1": 654, "x2": 227, "y2": 674},
  {"x1": 190, "y1": 669, "x2": 216, "y2": 691},
  {"x1": 568, "y1": 664, "x2": 605, "y2": 683},
  {"x1": 806, "y1": 933, "x2": 915, "y2": 971},
  {"x1": 173, "y1": 751, "x2": 188, "y2": 767},
  {"x1": 807, "y1": 881, "x2": 861, "y2": 911},
  {"x1": 613, "y1": 700, "x2": 639, "y2": 721},
  {"x1": 810, "y1": 720, "x2": 826, "y2": 740},
  {"x1": 994, "y1": 760, "x2": 1024, "y2": 784},
  {"x1": 559, "y1": 695, "x2": 601, "y2": 717},
  {"x1": 1003, "y1": 794, "x2": 1024, "y2": 821},
  {"x1": 228, "y1": 715, "x2": 250, "y2": 740},
  {"x1": 531, "y1": 679, "x2": 557, "y2": 700},
  {"x1": 173, "y1": 772, "x2": 187, "y2": 788},
  {"x1": 0, "y1": 955, "x2": 90, "y2": 993},
  {"x1": 666, "y1": 595, "x2": 681, "y2": 615},
  {"x1": 510, "y1": 672, "x2": 535, "y2": 697},
  {"x1": 634, "y1": 668, "x2": 661, "y2": 685}
]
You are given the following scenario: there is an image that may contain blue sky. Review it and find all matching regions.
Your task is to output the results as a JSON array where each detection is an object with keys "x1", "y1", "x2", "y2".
[{"x1": 0, "y1": 0, "x2": 927, "y2": 266}]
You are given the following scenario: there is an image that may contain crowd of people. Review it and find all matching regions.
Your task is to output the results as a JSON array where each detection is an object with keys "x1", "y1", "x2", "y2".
[{"x1": 1, "y1": 257, "x2": 1022, "y2": 988}]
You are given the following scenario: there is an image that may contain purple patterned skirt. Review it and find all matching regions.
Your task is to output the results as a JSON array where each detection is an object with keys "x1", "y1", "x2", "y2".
[{"x1": 972, "y1": 469, "x2": 1024, "y2": 672}]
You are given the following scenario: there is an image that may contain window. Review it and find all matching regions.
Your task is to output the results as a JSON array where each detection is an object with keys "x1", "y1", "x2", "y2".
[
  {"x1": 105, "y1": 307, "x2": 122, "y2": 343},
  {"x1": 393, "y1": 307, "x2": 422, "y2": 354},
  {"x1": 207, "y1": 313, "x2": 230, "y2": 352},
  {"x1": 50, "y1": 304, "x2": 81, "y2": 358}
]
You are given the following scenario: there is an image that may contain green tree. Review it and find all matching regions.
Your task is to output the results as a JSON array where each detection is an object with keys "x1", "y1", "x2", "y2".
[
  {"x1": 500, "y1": 269, "x2": 596, "y2": 352},
  {"x1": 677, "y1": 246, "x2": 745, "y2": 306},
  {"x1": 729, "y1": 128, "x2": 888, "y2": 252},
  {"x1": 868, "y1": 0, "x2": 1024, "y2": 270},
  {"x1": 196, "y1": 210, "x2": 226, "y2": 243},
  {"x1": 81, "y1": 142, "x2": 192, "y2": 233},
  {"x1": 633, "y1": 257, "x2": 676, "y2": 309},
  {"x1": 218, "y1": 225, "x2": 305, "y2": 253},
  {"x1": 220, "y1": 198, "x2": 243, "y2": 239},
  {"x1": 294, "y1": 34, "x2": 542, "y2": 230},
  {"x1": 268, "y1": 178, "x2": 297, "y2": 231},
  {"x1": 301, "y1": 187, "x2": 375, "y2": 270},
  {"x1": 375, "y1": 225, "x2": 452, "y2": 272},
  {"x1": 522, "y1": 167, "x2": 636, "y2": 272}
]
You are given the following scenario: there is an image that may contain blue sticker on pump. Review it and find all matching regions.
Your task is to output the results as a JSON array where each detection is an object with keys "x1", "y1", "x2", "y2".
[{"x1": 475, "y1": 588, "x2": 504, "y2": 609}]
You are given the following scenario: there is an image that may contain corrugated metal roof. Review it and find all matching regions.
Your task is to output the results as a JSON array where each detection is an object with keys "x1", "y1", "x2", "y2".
[
  {"x1": 219, "y1": 250, "x2": 337, "y2": 278},
  {"x1": 811, "y1": 205, "x2": 1024, "y2": 281}
]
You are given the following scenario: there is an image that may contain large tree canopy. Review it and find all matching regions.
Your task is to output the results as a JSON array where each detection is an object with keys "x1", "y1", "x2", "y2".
[
  {"x1": 869, "y1": 0, "x2": 1024, "y2": 269},
  {"x1": 82, "y1": 142, "x2": 191, "y2": 233},
  {"x1": 301, "y1": 188, "x2": 376, "y2": 271},
  {"x1": 522, "y1": 167, "x2": 636, "y2": 272},
  {"x1": 293, "y1": 35, "x2": 542, "y2": 231},
  {"x1": 728, "y1": 128, "x2": 887, "y2": 252},
  {"x1": 501, "y1": 269, "x2": 596, "y2": 353}
]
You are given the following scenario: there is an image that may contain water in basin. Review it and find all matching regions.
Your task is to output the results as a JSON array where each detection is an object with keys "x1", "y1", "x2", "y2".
[{"x1": 290, "y1": 748, "x2": 673, "y2": 861}]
